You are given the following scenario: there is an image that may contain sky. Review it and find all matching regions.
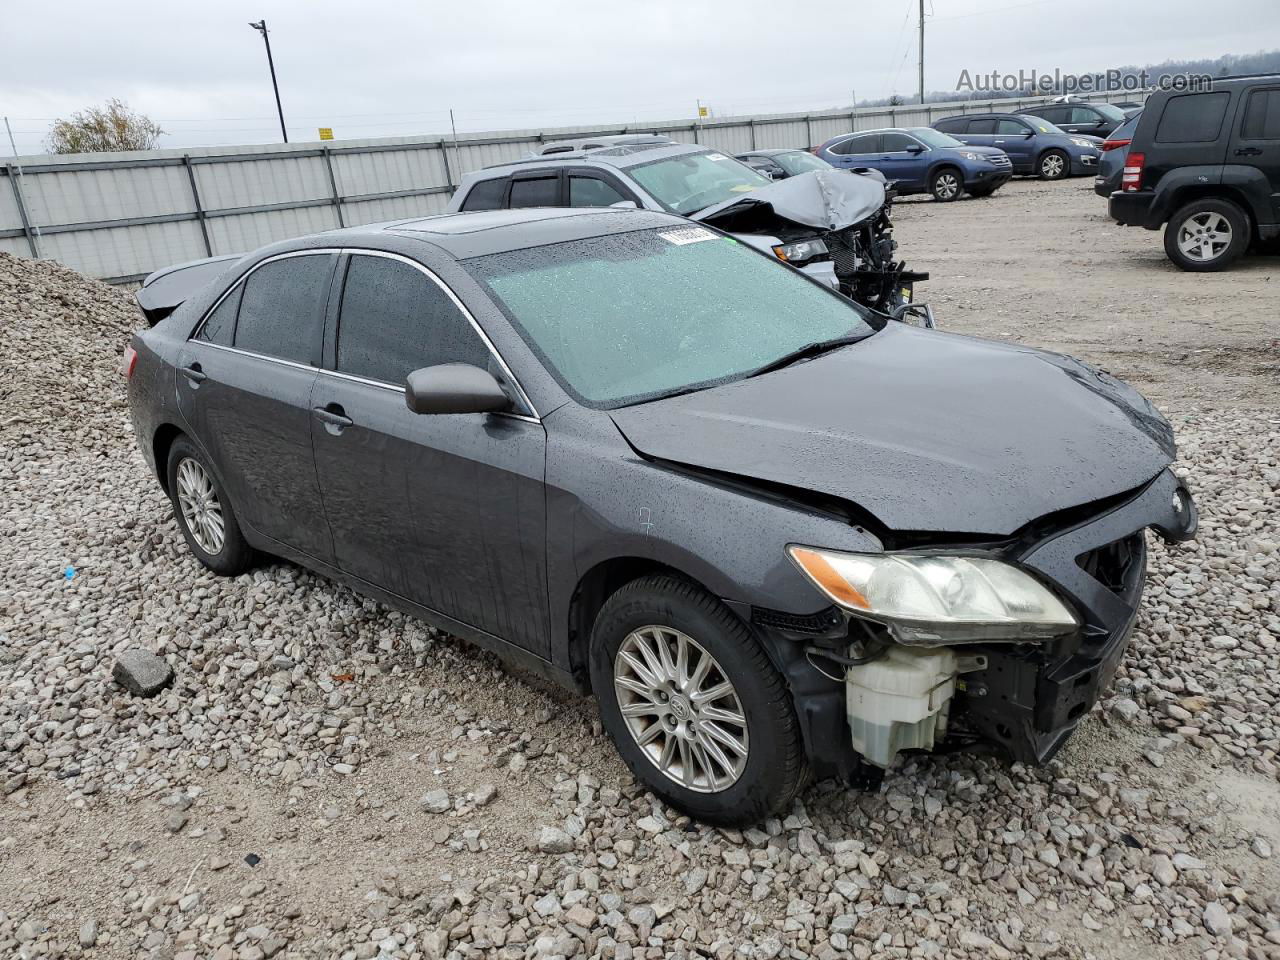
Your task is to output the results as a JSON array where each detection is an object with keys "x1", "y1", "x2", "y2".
[{"x1": 2, "y1": 0, "x2": 1277, "y2": 156}]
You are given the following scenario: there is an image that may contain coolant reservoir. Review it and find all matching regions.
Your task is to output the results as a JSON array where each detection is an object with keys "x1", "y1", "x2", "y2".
[{"x1": 846, "y1": 646, "x2": 959, "y2": 768}]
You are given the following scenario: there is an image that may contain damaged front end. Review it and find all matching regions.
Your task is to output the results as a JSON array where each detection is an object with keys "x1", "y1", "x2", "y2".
[
  {"x1": 693, "y1": 169, "x2": 928, "y2": 315},
  {"x1": 762, "y1": 469, "x2": 1197, "y2": 780}
]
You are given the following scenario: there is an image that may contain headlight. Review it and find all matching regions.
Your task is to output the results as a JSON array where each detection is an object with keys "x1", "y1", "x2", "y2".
[
  {"x1": 787, "y1": 546, "x2": 1078, "y2": 645},
  {"x1": 1070, "y1": 138, "x2": 1095, "y2": 148},
  {"x1": 961, "y1": 152, "x2": 980, "y2": 161},
  {"x1": 772, "y1": 239, "x2": 828, "y2": 265}
]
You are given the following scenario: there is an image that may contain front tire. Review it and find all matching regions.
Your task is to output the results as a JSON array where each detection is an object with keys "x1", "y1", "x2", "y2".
[
  {"x1": 589, "y1": 576, "x2": 805, "y2": 826},
  {"x1": 967, "y1": 185, "x2": 997, "y2": 198},
  {"x1": 1038, "y1": 149, "x2": 1069, "y2": 180},
  {"x1": 930, "y1": 167, "x2": 962, "y2": 202},
  {"x1": 1163, "y1": 198, "x2": 1249, "y2": 272},
  {"x1": 166, "y1": 437, "x2": 255, "y2": 576}
]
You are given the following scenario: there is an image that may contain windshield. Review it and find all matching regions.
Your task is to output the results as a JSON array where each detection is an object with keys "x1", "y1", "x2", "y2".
[
  {"x1": 775, "y1": 151, "x2": 833, "y2": 176},
  {"x1": 466, "y1": 227, "x2": 874, "y2": 407},
  {"x1": 629, "y1": 152, "x2": 771, "y2": 215},
  {"x1": 908, "y1": 127, "x2": 964, "y2": 148},
  {"x1": 1094, "y1": 102, "x2": 1126, "y2": 122}
]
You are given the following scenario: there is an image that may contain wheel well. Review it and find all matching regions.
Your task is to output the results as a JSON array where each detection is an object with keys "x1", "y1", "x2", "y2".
[
  {"x1": 152, "y1": 424, "x2": 184, "y2": 493},
  {"x1": 1037, "y1": 146, "x2": 1068, "y2": 162},
  {"x1": 1165, "y1": 186, "x2": 1255, "y2": 233},
  {"x1": 931, "y1": 163, "x2": 961, "y2": 180},
  {"x1": 567, "y1": 557, "x2": 702, "y2": 692}
]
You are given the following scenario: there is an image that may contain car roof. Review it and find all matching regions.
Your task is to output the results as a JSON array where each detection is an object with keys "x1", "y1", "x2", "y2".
[
  {"x1": 738, "y1": 148, "x2": 806, "y2": 157},
  {"x1": 479, "y1": 141, "x2": 712, "y2": 175},
  {"x1": 320, "y1": 207, "x2": 684, "y2": 260},
  {"x1": 936, "y1": 112, "x2": 1025, "y2": 121}
]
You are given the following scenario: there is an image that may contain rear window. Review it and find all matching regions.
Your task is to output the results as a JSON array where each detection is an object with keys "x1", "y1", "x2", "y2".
[
  {"x1": 233, "y1": 255, "x2": 333, "y2": 365},
  {"x1": 509, "y1": 175, "x2": 560, "y2": 208},
  {"x1": 1155, "y1": 92, "x2": 1231, "y2": 143},
  {"x1": 967, "y1": 119, "x2": 997, "y2": 134},
  {"x1": 934, "y1": 117, "x2": 966, "y2": 134},
  {"x1": 1241, "y1": 88, "x2": 1280, "y2": 140},
  {"x1": 831, "y1": 134, "x2": 879, "y2": 155},
  {"x1": 461, "y1": 178, "x2": 508, "y2": 212},
  {"x1": 197, "y1": 284, "x2": 241, "y2": 346}
]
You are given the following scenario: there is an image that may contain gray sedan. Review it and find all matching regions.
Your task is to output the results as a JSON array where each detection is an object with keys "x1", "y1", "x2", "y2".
[{"x1": 126, "y1": 207, "x2": 1196, "y2": 824}]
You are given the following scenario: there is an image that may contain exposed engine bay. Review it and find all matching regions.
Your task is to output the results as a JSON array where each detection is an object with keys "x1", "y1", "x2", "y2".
[{"x1": 693, "y1": 167, "x2": 929, "y2": 315}]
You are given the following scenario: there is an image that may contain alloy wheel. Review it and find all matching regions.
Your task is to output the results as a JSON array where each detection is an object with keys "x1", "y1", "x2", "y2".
[
  {"x1": 1176, "y1": 212, "x2": 1232, "y2": 263},
  {"x1": 176, "y1": 457, "x2": 225, "y2": 555},
  {"x1": 613, "y1": 625, "x2": 749, "y2": 793},
  {"x1": 934, "y1": 173, "x2": 959, "y2": 200},
  {"x1": 1041, "y1": 154, "x2": 1065, "y2": 178}
]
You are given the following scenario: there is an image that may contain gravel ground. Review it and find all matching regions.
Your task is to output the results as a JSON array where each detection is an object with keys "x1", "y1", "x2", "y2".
[{"x1": 1, "y1": 178, "x2": 1278, "y2": 960}]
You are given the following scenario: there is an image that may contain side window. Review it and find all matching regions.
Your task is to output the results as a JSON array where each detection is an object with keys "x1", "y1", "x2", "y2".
[
  {"x1": 568, "y1": 175, "x2": 629, "y2": 207},
  {"x1": 831, "y1": 134, "x2": 879, "y2": 155},
  {"x1": 1156, "y1": 92, "x2": 1231, "y2": 143},
  {"x1": 509, "y1": 175, "x2": 560, "y2": 208},
  {"x1": 967, "y1": 119, "x2": 997, "y2": 134},
  {"x1": 233, "y1": 255, "x2": 332, "y2": 365},
  {"x1": 997, "y1": 119, "x2": 1030, "y2": 135},
  {"x1": 934, "y1": 118, "x2": 966, "y2": 134},
  {"x1": 1033, "y1": 107, "x2": 1064, "y2": 124},
  {"x1": 1241, "y1": 88, "x2": 1280, "y2": 140},
  {"x1": 196, "y1": 284, "x2": 242, "y2": 346},
  {"x1": 336, "y1": 255, "x2": 491, "y2": 385},
  {"x1": 461, "y1": 177, "x2": 508, "y2": 212},
  {"x1": 1069, "y1": 107, "x2": 1099, "y2": 124},
  {"x1": 881, "y1": 133, "x2": 917, "y2": 152}
]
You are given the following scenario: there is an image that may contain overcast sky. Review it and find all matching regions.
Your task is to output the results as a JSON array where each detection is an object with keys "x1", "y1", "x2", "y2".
[{"x1": 2, "y1": 0, "x2": 1276, "y2": 156}]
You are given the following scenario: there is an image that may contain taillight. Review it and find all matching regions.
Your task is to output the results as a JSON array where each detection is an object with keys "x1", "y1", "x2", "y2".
[
  {"x1": 122, "y1": 344, "x2": 138, "y2": 379},
  {"x1": 1121, "y1": 152, "x2": 1145, "y2": 192},
  {"x1": 1101, "y1": 137, "x2": 1131, "y2": 152}
]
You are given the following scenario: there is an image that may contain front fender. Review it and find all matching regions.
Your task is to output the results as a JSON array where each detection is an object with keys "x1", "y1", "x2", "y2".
[{"x1": 544, "y1": 411, "x2": 881, "y2": 672}]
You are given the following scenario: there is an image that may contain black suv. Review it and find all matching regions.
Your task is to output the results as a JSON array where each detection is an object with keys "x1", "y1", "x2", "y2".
[
  {"x1": 1019, "y1": 101, "x2": 1128, "y2": 137},
  {"x1": 1109, "y1": 75, "x2": 1280, "y2": 271}
]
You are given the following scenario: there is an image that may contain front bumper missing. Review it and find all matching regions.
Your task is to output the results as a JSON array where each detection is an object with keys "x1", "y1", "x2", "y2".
[{"x1": 956, "y1": 469, "x2": 1197, "y2": 764}]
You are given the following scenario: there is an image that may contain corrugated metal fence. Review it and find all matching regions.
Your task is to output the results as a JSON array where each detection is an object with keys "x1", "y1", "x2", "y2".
[{"x1": 1, "y1": 91, "x2": 1140, "y2": 284}]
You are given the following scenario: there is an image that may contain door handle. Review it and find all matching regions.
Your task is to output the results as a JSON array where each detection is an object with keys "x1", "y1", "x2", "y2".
[
  {"x1": 312, "y1": 403, "x2": 353, "y2": 430},
  {"x1": 994, "y1": 139, "x2": 1006, "y2": 144},
  {"x1": 1235, "y1": 147, "x2": 1263, "y2": 156},
  {"x1": 179, "y1": 363, "x2": 207, "y2": 384}
]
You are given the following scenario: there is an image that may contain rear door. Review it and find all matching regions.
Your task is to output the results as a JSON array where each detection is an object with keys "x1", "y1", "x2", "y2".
[
  {"x1": 176, "y1": 252, "x2": 337, "y2": 562},
  {"x1": 1233, "y1": 84, "x2": 1280, "y2": 224},
  {"x1": 1146, "y1": 90, "x2": 1234, "y2": 187},
  {"x1": 960, "y1": 118, "x2": 998, "y2": 148},
  {"x1": 310, "y1": 251, "x2": 550, "y2": 656},
  {"x1": 826, "y1": 133, "x2": 882, "y2": 170}
]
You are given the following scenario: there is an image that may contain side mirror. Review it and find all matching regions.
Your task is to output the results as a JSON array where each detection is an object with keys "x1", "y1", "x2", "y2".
[
  {"x1": 1022, "y1": 131, "x2": 1035, "y2": 138},
  {"x1": 609, "y1": 200, "x2": 638, "y2": 209},
  {"x1": 405, "y1": 363, "x2": 512, "y2": 415},
  {"x1": 906, "y1": 144, "x2": 925, "y2": 154}
]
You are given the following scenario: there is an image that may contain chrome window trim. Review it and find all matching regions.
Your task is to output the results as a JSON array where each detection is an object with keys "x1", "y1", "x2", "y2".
[
  {"x1": 341, "y1": 250, "x2": 539, "y2": 419},
  {"x1": 187, "y1": 246, "x2": 540, "y2": 421}
]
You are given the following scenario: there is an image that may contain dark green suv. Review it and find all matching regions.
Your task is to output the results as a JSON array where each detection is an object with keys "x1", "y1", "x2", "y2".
[{"x1": 1109, "y1": 75, "x2": 1280, "y2": 271}]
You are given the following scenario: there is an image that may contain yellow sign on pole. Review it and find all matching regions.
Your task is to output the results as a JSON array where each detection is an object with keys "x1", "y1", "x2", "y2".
[
  {"x1": 697, "y1": 106, "x2": 709, "y2": 118},
  {"x1": 318, "y1": 127, "x2": 334, "y2": 141}
]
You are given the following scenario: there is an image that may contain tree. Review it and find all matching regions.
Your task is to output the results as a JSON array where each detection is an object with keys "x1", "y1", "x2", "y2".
[
  {"x1": 888, "y1": 95, "x2": 906, "y2": 107},
  {"x1": 46, "y1": 99, "x2": 164, "y2": 154}
]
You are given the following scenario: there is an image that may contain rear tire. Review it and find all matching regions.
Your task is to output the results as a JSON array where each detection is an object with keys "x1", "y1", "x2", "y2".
[
  {"x1": 589, "y1": 576, "x2": 805, "y2": 826},
  {"x1": 1163, "y1": 198, "x2": 1250, "y2": 272},
  {"x1": 166, "y1": 437, "x2": 255, "y2": 576},
  {"x1": 930, "y1": 167, "x2": 962, "y2": 202},
  {"x1": 1038, "y1": 149, "x2": 1070, "y2": 180}
]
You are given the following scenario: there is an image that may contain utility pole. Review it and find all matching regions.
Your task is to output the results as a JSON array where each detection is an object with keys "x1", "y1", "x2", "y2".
[
  {"x1": 917, "y1": 0, "x2": 925, "y2": 105},
  {"x1": 249, "y1": 20, "x2": 288, "y2": 143}
]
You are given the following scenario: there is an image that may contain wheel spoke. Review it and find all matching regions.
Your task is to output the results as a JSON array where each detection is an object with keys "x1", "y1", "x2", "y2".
[
  {"x1": 702, "y1": 719, "x2": 749, "y2": 756},
  {"x1": 635, "y1": 721, "x2": 664, "y2": 746},
  {"x1": 691, "y1": 680, "x2": 734, "y2": 705},
  {"x1": 617, "y1": 649, "x2": 660, "y2": 689},
  {"x1": 701, "y1": 704, "x2": 746, "y2": 728},
  {"x1": 620, "y1": 701, "x2": 661, "y2": 718}
]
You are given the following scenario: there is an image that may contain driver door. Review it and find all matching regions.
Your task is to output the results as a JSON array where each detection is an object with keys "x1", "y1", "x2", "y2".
[{"x1": 310, "y1": 251, "x2": 550, "y2": 657}]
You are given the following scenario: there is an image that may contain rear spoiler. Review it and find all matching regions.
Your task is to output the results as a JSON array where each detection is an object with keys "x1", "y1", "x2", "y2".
[{"x1": 135, "y1": 254, "x2": 241, "y2": 326}]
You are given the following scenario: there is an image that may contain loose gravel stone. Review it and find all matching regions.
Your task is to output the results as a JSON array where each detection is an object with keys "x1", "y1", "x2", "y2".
[{"x1": 111, "y1": 647, "x2": 174, "y2": 696}]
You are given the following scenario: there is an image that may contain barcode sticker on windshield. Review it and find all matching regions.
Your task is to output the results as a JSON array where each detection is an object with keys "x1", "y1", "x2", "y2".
[
  {"x1": 658, "y1": 227, "x2": 717, "y2": 245},
  {"x1": 706, "y1": 153, "x2": 728, "y2": 161}
]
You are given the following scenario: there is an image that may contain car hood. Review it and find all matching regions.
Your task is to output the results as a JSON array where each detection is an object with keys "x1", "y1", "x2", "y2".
[
  {"x1": 960, "y1": 145, "x2": 1009, "y2": 159},
  {"x1": 691, "y1": 168, "x2": 885, "y2": 232},
  {"x1": 610, "y1": 324, "x2": 1175, "y2": 536}
]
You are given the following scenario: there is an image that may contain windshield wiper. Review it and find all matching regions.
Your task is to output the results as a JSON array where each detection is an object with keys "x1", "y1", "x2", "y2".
[{"x1": 746, "y1": 333, "x2": 867, "y2": 378}]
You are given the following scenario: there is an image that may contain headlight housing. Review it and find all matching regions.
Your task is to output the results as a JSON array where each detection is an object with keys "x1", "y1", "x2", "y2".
[
  {"x1": 960, "y1": 151, "x2": 980, "y2": 161},
  {"x1": 788, "y1": 546, "x2": 1078, "y2": 646},
  {"x1": 772, "y1": 238, "x2": 828, "y2": 266},
  {"x1": 1070, "y1": 137, "x2": 1095, "y2": 148}
]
